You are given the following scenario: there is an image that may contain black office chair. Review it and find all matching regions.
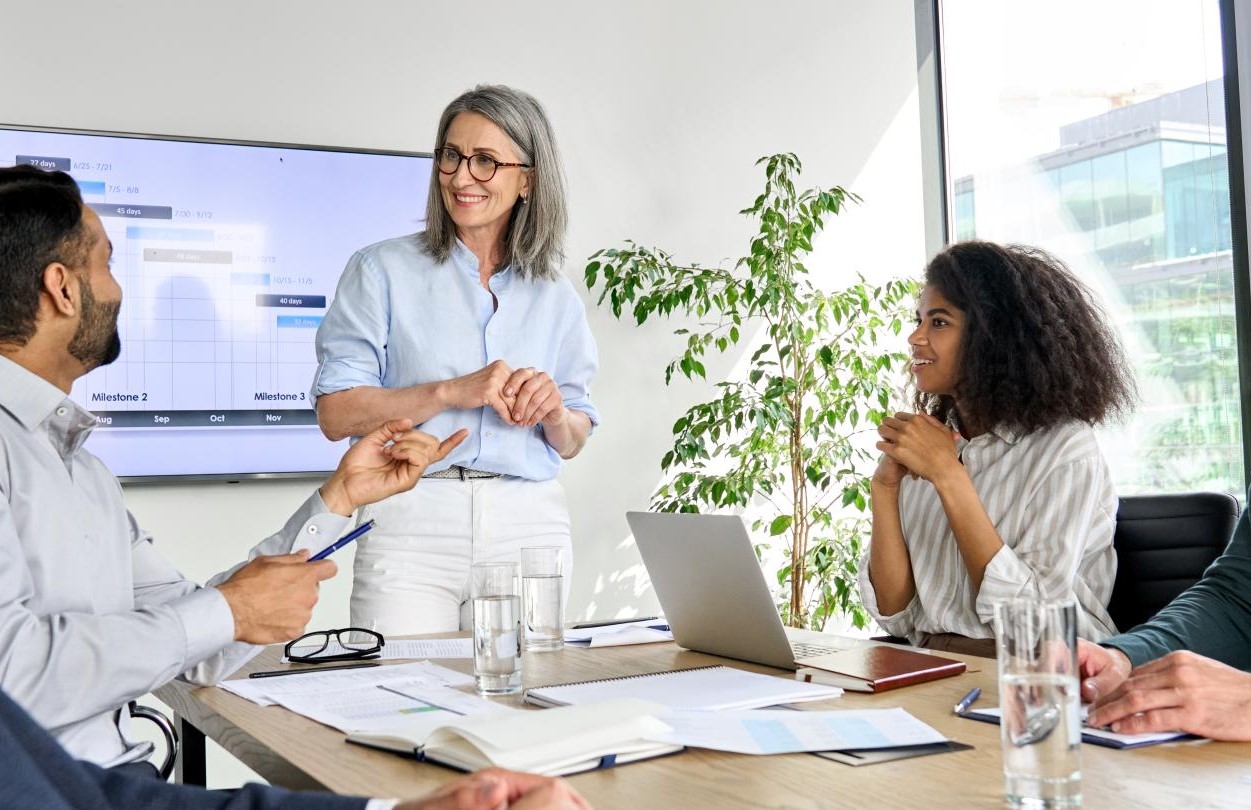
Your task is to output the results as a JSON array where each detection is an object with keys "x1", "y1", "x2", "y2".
[
  {"x1": 1108, "y1": 492, "x2": 1240, "y2": 632},
  {"x1": 128, "y1": 701, "x2": 179, "y2": 780}
]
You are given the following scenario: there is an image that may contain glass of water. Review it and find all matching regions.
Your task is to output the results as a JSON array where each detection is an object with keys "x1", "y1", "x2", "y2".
[
  {"x1": 470, "y1": 561, "x2": 521, "y2": 695},
  {"x1": 994, "y1": 598, "x2": 1082, "y2": 809},
  {"x1": 521, "y1": 546, "x2": 564, "y2": 652}
]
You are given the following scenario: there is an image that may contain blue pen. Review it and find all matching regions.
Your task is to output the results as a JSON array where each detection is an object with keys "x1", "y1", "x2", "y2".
[
  {"x1": 953, "y1": 686, "x2": 981, "y2": 715},
  {"x1": 309, "y1": 519, "x2": 375, "y2": 561}
]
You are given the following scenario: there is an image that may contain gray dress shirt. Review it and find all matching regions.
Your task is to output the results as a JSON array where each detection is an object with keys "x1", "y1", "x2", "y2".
[{"x1": 0, "y1": 356, "x2": 351, "y2": 766}]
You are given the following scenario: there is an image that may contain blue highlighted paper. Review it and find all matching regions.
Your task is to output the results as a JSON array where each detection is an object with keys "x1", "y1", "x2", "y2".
[
  {"x1": 742, "y1": 719, "x2": 805, "y2": 751},
  {"x1": 231, "y1": 273, "x2": 271, "y2": 286},
  {"x1": 277, "y1": 315, "x2": 323, "y2": 329},
  {"x1": 126, "y1": 226, "x2": 215, "y2": 242}
]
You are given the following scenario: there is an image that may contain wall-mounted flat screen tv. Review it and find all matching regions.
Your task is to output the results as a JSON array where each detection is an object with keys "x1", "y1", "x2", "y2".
[{"x1": 0, "y1": 124, "x2": 432, "y2": 481}]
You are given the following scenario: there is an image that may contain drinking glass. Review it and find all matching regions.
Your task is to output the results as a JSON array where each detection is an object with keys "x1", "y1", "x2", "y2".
[
  {"x1": 471, "y1": 561, "x2": 522, "y2": 695},
  {"x1": 994, "y1": 598, "x2": 1082, "y2": 809},
  {"x1": 521, "y1": 546, "x2": 564, "y2": 652}
]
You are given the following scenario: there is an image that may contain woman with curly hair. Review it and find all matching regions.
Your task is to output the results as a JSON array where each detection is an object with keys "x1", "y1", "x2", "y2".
[{"x1": 859, "y1": 241, "x2": 1136, "y2": 656}]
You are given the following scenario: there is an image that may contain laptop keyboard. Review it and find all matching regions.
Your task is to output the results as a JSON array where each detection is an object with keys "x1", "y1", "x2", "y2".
[{"x1": 790, "y1": 641, "x2": 844, "y2": 659}]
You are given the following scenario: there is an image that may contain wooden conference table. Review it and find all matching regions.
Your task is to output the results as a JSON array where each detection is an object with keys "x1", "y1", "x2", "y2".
[{"x1": 155, "y1": 635, "x2": 1247, "y2": 809}]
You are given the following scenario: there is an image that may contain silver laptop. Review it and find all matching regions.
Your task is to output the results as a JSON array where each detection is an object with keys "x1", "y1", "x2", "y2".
[{"x1": 627, "y1": 511, "x2": 852, "y2": 669}]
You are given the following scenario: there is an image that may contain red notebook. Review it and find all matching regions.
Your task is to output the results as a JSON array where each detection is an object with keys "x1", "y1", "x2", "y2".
[{"x1": 794, "y1": 646, "x2": 966, "y2": 692}]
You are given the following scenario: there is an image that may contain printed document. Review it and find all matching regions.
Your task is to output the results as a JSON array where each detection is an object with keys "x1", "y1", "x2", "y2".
[
  {"x1": 655, "y1": 707, "x2": 947, "y2": 754},
  {"x1": 219, "y1": 661, "x2": 473, "y2": 707}
]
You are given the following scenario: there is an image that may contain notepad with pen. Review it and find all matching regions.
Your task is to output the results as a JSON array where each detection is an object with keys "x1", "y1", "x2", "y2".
[
  {"x1": 347, "y1": 698, "x2": 683, "y2": 776},
  {"x1": 957, "y1": 706, "x2": 1199, "y2": 749},
  {"x1": 523, "y1": 665, "x2": 844, "y2": 710}
]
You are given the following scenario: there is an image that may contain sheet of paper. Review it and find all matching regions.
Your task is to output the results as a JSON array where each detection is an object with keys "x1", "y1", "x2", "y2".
[
  {"x1": 564, "y1": 620, "x2": 674, "y2": 647},
  {"x1": 277, "y1": 684, "x2": 458, "y2": 733},
  {"x1": 284, "y1": 637, "x2": 474, "y2": 661},
  {"x1": 654, "y1": 707, "x2": 947, "y2": 754},
  {"x1": 380, "y1": 680, "x2": 513, "y2": 717},
  {"x1": 219, "y1": 661, "x2": 473, "y2": 707}
]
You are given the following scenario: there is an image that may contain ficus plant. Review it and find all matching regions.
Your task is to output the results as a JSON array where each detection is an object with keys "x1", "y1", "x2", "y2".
[{"x1": 585, "y1": 153, "x2": 914, "y2": 629}]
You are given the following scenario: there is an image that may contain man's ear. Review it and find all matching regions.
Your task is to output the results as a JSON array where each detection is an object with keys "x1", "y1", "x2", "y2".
[{"x1": 41, "y1": 262, "x2": 78, "y2": 317}]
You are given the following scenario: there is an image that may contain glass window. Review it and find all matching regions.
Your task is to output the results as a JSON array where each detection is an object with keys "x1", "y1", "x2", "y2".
[{"x1": 940, "y1": 0, "x2": 1238, "y2": 495}]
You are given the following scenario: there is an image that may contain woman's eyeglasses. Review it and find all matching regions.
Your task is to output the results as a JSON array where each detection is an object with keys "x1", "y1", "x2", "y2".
[
  {"x1": 283, "y1": 628, "x2": 384, "y2": 664},
  {"x1": 434, "y1": 147, "x2": 531, "y2": 182}
]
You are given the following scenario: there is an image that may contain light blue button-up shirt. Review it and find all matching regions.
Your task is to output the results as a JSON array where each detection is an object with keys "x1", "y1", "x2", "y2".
[
  {"x1": 0, "y1": 356, "x2": 351, "y2": 766},
  {"x1": 312, "y1": 234, "x2": 600, "y2": 481}
]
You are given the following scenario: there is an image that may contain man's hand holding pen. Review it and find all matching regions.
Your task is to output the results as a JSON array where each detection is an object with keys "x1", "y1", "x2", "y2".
[{"x1": 217, "y1": 422, "x2": 467, "y2": 645}]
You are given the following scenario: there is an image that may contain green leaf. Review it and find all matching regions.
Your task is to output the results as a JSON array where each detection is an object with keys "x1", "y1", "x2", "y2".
[{"x1": 769, "y1": 515, "x2": 793, "y2": 536}]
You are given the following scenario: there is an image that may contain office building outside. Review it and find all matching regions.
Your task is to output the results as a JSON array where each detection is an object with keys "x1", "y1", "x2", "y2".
[{"x1": 951, "y1": 80, "x2": 1240, "y2": 494}]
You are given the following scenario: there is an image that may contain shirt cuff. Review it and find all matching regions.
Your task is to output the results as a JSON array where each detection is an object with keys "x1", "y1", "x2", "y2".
[
  {"x1": 857, "y1": 556, "x2": 919, "y2": 634},
  {"x1": 365, "y1": 800, "x2": 399, "y2": 810},
  {"x1": 171, "y1": 587, "x2": 237, "y2": 664},
  {"x1": 1100, "y1": 636, "x2": 1151, "y2": 668},
  {"x1": 566, "y1": 401, "x2": 600, "y2": 428},
  {"x1": 974, "y1": 544, "x2": 1039, "y2": 622},
  {"x1": 300, "y1": 494, "x2": 354, "y2": 555},
  {"x1": 271, "y1": 492, "x2": 354, "y2": 557}
]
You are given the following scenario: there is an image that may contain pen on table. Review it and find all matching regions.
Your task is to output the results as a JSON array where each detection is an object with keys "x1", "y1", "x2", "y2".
[
  {"x1": 249, "y1": 662, "x2": 380, "y2": 679},
  {"x1": 570, "y1": 616, "x2": 660, "y2": 629},
  {"x1": 953, "y1": 686, "x2": 981, "y2": 715},
  {"x1": 309, "y1": 519, "x2": 375, "y2": 562}
]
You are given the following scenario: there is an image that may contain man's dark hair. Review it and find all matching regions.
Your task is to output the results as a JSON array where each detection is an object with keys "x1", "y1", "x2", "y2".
[
  {"x1": 914, "y1": 240, "x2": 1136, "y2": 434},
  {"x1": 0, "y1": 166, "x2": 90, "y2": 346}
]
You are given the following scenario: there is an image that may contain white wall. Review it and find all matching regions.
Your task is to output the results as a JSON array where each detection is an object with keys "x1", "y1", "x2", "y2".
[{"x1": 1, "y1": 0, "x2": 925, "y2": 785}]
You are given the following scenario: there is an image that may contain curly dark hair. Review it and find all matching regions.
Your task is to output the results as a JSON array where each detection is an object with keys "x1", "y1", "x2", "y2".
[{"x1": 913, "y1": 241, "x2": 1136, "y2": 434}]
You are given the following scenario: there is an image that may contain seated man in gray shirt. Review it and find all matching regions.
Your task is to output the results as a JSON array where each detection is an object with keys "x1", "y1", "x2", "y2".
[
  {"x1": 0, "y1": 165, "x2": 467, "y2": 766},
  {"x1": 1079, "y1": 490, "x2": 1251, "y2": 740}
]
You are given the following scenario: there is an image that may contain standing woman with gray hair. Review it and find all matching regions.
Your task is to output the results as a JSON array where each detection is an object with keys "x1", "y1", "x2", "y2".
[{"x1": 311, "y1": 85, "x2": 598, "y2": 635}]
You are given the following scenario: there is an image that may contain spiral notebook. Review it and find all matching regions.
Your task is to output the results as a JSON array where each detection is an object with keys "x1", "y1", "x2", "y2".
[{"x1": 524, "y1": 665, "x2": 844, "y2": 710}]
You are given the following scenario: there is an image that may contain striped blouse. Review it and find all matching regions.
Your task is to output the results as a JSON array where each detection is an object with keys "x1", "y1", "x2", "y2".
[{"x1": 858, "y1": 420, "x2": 1118, "y2": 644}]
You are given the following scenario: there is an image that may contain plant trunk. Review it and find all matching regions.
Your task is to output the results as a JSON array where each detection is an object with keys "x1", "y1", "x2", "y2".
[{"x1": 789, "y1": 399, "x2": 807, "y2": 627}]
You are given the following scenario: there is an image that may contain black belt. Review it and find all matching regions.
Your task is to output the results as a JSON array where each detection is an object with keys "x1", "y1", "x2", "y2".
[{"x1": 422, "y1": 465, "x2": 502, "y2": 481}]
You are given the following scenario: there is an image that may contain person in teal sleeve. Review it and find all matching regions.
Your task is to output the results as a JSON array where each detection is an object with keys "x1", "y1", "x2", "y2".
[{"x1": 1079, "y1": 492, "x2": 1251, "y2": 740}]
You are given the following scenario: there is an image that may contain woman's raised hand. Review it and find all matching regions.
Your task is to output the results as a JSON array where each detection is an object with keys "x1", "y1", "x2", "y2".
[
  {"x1": 876, "y1": 411, "x2": 962, "y2": 484},
  {"x1": 448, "y1": 360, "x2": 518, "y2": 424},
  {"x1": 872, "y1": 452, "x2": 910, "y2": 489}
]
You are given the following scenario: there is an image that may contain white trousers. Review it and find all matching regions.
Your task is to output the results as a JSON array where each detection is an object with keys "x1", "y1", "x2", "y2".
[{"x1": 350, "y1": 477, "x2": 572, "y2": 636}]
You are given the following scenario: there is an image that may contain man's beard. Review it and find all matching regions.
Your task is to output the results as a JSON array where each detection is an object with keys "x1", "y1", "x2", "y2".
[{"x1": 68, "y1": 281, "x2": 122, "y2": 371}]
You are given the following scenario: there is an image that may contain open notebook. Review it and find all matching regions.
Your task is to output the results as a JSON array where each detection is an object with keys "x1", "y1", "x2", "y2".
[
  {"x1": 347, "y1": 698, "x2": 683, "y2": 776},
  {"x1": 524, "y1": 665, "x2": 843, "y2": 710}
]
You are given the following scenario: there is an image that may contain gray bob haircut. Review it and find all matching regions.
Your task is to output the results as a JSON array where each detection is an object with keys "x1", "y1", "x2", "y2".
[{"x1": 421, "y1": 84, "x2": 567, "y2": 280}]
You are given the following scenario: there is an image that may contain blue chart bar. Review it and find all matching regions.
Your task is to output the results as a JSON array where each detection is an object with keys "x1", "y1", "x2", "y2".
[
  {"x1": 231, "y1": 273, "x2": 271, "y2": 286},
  {"x1": 256, "y1": 293, "x2": 326, "y2": 308},
  {"x1": 125, "y1": 226, "x2": 215, "y2": 241},
  {"x1": 77, "y1": 180, "x2": 106, "y2": 195},
  {"x1": 277, "y1": 315, "x2": 323, "y2": 329}
]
